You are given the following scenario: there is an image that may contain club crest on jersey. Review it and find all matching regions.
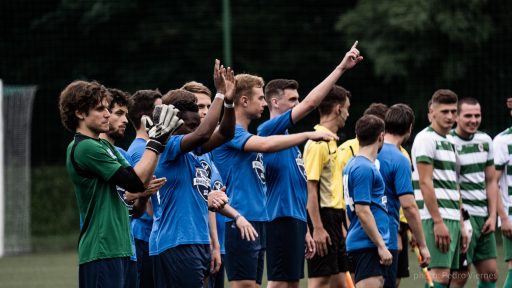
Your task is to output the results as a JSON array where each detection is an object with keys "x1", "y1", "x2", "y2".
[
  {"x1": 252, "y1": 153, "x2": 266, "y2": 184},
  {"x1": 296, "y1": 151, "x2": 307, "y2": 180},
  {"x1": 213, "y1": 180, "x2": 224, "y2": 190},
  {"x1": 193, "y1": 160, "x2": 212, "y2": 201},
  {"x1": 478, "y1": 143, "x2": 484, "y2": 152}
]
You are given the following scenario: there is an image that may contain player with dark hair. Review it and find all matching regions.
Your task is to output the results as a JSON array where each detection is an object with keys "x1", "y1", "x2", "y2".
[
  {"x1": 258, "y1": 43, "x2": 362, "y2": 288},
  {"x1": 377, "y1": 104, "x2": 430, "y2": 287},
  {"x1": 343, "y1": 114, "x2": 391, "y2": 288},
  {"x1": 303, "y1": 85, "x2": 353, "y2": 288},
  {"x1": 181, "y1": 81, "x2": 212, "y2": 120},
  {"x1": 59, "y1": 80, "x2": 181, "y2": 288}
]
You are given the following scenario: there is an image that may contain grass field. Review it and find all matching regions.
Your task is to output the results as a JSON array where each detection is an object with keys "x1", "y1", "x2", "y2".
[{"x1": 0, "y1": 246, "x2": 509, "y2": 287}]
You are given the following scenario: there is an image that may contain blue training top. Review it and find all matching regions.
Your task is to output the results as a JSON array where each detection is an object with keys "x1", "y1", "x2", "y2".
[
  {"x1": 257, "y1": 109, "x2": 307, "y2": 222},
  {"x1": 212, "y1": 125, "x2": 268, "y2": 222},
  {"x1": 343, "y1": 155, "x2": 389, "y2": 252}
]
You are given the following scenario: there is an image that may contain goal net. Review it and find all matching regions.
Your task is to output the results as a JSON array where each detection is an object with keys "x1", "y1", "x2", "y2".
[{"x1": 0, "y1": 80, "x2": 36, "y2": 256}]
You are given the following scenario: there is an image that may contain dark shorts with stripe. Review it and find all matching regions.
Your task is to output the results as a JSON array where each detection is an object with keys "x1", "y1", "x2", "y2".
[
  {"x1": 266, "y1": 217, "x2": 307, "y2": 281},
  {"x1": 153, "y1": 244, "x2": 211, "y2": 288},
  {"x1": 79, "y1": 257, "x2": 130, "y2": 288},
  {"x1": 224, "y1": 220, "x2": 266, "y2": 284},
  {"x1": 307, "y1": 208, "x2": 349, "y2": 277}
]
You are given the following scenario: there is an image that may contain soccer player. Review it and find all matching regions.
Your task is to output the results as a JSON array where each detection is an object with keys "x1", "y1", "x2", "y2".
[
  {"x1": 212, "y1": 73, "x2": 337, "y2": 288},
  {"x1": 495, "y1": 96, "x2": 512, "y2": 287},
  {"x1": 127, "y1": 88, "x2": 163, "y2": 288},
  {"x1": 303, "y1": 85, "x2": 352, "y2": 288},
  {"x1": 258, "y1": 42, "x2": 362, "y2": 288},
  {"x1": 182, "y1": 81, "x2": 212, "y2": 120},
  {"x1": 412, "y1": 89, "x2": 466, "y2": 287},
  {"x1": 150, "y1": 61, "x2": 253, "y2": 287},
  {"x1": 343, "y1": 114, "x2": 392, "y2": 288},
  {"x1": 449, "y1": 97, "x2": 499, "y2": 288},
  {"x1": 59, "y1": 80, "x2": 181, "y2": 288},
  {"x1": 377, "y1": 104, "x2": 430, "y2": 288}
]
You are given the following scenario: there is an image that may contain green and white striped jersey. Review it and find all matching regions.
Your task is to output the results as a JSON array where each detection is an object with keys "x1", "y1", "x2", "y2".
[
  {"x1": 450, "y1": 130, "x2": 494, "y2": 217},
  {"x1": 493, "y1": 127, "x2": 512, "y2": 216},
  {"x1": 412, "y1": 126, "x2": 459, "y2": 220}
]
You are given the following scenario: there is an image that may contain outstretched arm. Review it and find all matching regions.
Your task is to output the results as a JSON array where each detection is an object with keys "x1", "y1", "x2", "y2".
[
  {"x1": 291, "y1": 41, "x2": 363, "y2": 124},
  {"x1": 243, "y1": 131, "x2": 337, "y2": 153}
]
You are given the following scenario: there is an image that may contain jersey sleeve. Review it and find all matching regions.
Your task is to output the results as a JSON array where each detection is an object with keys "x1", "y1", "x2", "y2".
[
  {"x1": 339, "y1": 145, "x2": 355, "y2": 173},
  {"x1": 227, "y1": 126, "x2": 253, "y2": 151},
  {"x1": 494, "y1": 136, "x2": 508, "y2": 171},
  {"x1": 395, "y1": 155, "x2": 414, "y2": 196},
  {"x1": 74, "y1": 140, "x2": 125, "y2": 181},
  {"x1": 303, "y1": 141, "x2": 327, "y2": 181},
  {"x1": 210, "y1": 161, "x2": 225, "y2": 190},
  {"x1": 485, "y1": 135, "x2": 495, "y2": 167},
  {"x1": 257, "y1": 109, "x2": 293, "y2": 136},
  {"x1": 116, "y1": 147, "x2": 133, "y2": 166},
  {"x1": 414, "y1": 132, "x2": 436, "y2": 164},
  {"x1": 351, "y1": 165, "x2": 372, "y2": 205},
  {"x1": 160, "y1": 135, "x2": 184, "y2": 162}
]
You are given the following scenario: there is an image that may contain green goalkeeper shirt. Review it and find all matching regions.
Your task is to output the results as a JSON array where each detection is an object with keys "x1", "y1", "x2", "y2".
[{"x1": 66, "y1": 133, "x2": 133, "y2": 264}]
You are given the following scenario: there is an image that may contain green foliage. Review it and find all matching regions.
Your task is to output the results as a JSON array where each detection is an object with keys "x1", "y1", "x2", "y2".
[
  {"x1": 336, "y1": 0, "x2": 493, "y2": 83},
  {"x1": 31, "y1": 166, "x2": 79, "y2": 237}
]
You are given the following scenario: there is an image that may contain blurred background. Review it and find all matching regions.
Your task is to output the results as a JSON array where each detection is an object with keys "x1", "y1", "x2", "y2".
[{"x1": 1, "y1": 0, "x2": 512, "y2": 286}]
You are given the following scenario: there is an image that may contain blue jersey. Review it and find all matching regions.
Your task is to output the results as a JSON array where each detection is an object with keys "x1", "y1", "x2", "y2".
[
  {"x1": 377, "y1": 143, "x2": 413, "y2": 250},
  {"x1": 128, "y1": 138, "x2": 153, "y2": 242},
  {"x1": 343, "y1": 155, "x2": 389, "y2": 252},
  {"x1": 257, "y1": 110, "x2": 307, "y2": 222},
  {"x1": 212, "y1": 125, "x2": 268, "y2": 222},
  {"x1": 115, "y1": 146, "x2": 137, "y2": 262},
  {"x1": 150, "y1": 135, "x2": 210, "y2": 255},
  {"x1": 198, "y1": 153, "x2": 226, "y2": 254}
]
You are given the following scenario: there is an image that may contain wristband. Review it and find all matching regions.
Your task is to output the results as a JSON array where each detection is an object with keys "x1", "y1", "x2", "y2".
[
  {"x1": 215, "y1": 93, "x2": 225, "y2": 101},
  {"x1": 145, "y1": 139, "x2": 165, "y2": 154},
  {"x1": 224, "y1": 101, "x2": 234, "y2": 109}
]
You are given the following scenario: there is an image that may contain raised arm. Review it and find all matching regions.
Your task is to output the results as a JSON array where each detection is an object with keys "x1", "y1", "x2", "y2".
[
  {"x1": 243, "y1": 131, "x2": 337, "y2": 153},
  {"x1": 291, "y1": 41, "x2": 363, "y2": 124},
  {"x1": 201, "y1": 67, "x2": 236, "y2": 153}
]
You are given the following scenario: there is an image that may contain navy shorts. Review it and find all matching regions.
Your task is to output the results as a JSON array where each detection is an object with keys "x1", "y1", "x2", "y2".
[
  {"x1": 79, "y1": 257, "x2": 130, "y2": 288},
  {"x1": 397, "y1": 222, "x2": 410, "y2": 278},
  {"x1": 135, "y1": 239, "x2": 153, "y2": 288},
  {"x1": 127, "y1": 260, "x2": 139, "y2": 288},
  {"x1": 153, "y1": 244, "x2": 211, "y2": 288},
  {"x1": 349, "y1": 248, "x2": 387, "y2": 284},
  {"x1": 208, "y1": 254, "x2": 225, "y2": 288},
  {"x1": 224, "y1": 220, "x2": 266, "y2": 284},
  {"x1": 384, "y1": 249, "x2": 399, "y2": 288},
  {"x1": 307, "y1": 208, "x2": 348, "y2": 277},
  {"x1": 266, "y1": 217, "x2": 307, "y2": 281}
]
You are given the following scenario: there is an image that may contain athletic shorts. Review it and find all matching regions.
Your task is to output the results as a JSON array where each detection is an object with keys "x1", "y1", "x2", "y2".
[
  {"x1": 504, "y1": 232, "x2": 512, "y2": 262},
  {"x1": 135, "y1": 239, "x2": 153, "y2": 288},
  {"x1": 224, "y1": 220, "x2": 266, "y2": 284},
  {"x1": 348, "y1": 248, "x2": 387, "y2": 284},
  {"x1": 266, "y1": 217, "x2": 307, "y2": 281},
  {"x1": 384, "y1": 249, "x2": 399, "y2": 288},
  {"x1": 79, "y1": 257, "x2": 130, "y2": 288},
  {"x1": 466, "y1": 216, "x2": 497, "y2": 264},
  {"x1": 396, "y1": 222, "x2": 410, "y2": 278},
  {"x1": 208, "y1": 254, "x2": 225, "y2": 288},
  {"x1": 153, "y1": 244, "x2": 210, "y2": 288},
  {"x1": 127, "y1": 260, "x2": 139, "y2": 288},
  {"x1": 423, "y1": 219, "x2": 461, "y2": 269},
  {"x1": 307, "y1": 208, "x2": 348, "y2": 277}
]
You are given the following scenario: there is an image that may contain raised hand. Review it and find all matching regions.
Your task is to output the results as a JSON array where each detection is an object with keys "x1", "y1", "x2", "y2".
[
  {"x1": 224, "y1": 67, "x2": 236, "y2": 103},
  {"x1": 338, "y1": 41, "x2": 363, "y2": 71},
  {"x1": 213, "y1": 59, "x2": 227, "y2": 95},
  {"x1": 143, "y1": 104, "x2": 183, "y2": 154}
]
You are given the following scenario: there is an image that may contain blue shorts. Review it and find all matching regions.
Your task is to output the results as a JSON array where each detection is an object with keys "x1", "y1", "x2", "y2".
[
  {"x1": 384, "y1": 249, "x2": 399, "y2": 288},
  {"x1": 266, "y1": 217, "x2": 307, "y2": 281},
  {"x1": 79, "y1": 257, "x2": 130, "y2": 288},
  {"x1": 153, "y1": 244, "x2": 211, "y2": 288},
  {"x1": 134, "y1": 239, "x2": 153, "y2": 288},
  {"x1": 127, "y1": 260, "x2": 139, "y2": 288},
  {"x1": 208, "y1": 254, "x2": 225, "y2": 288},
  {"x1": 224, "y1": 220, "x2": 266, "y2": 284},
  {"x1": 348, "y1": 248, "x2": 387, "y2": 284}
]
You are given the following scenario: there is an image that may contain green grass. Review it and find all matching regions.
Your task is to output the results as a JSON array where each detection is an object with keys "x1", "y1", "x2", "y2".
[{"x1": 0, "y1": 246, "x2": 509, "y2": 287}]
